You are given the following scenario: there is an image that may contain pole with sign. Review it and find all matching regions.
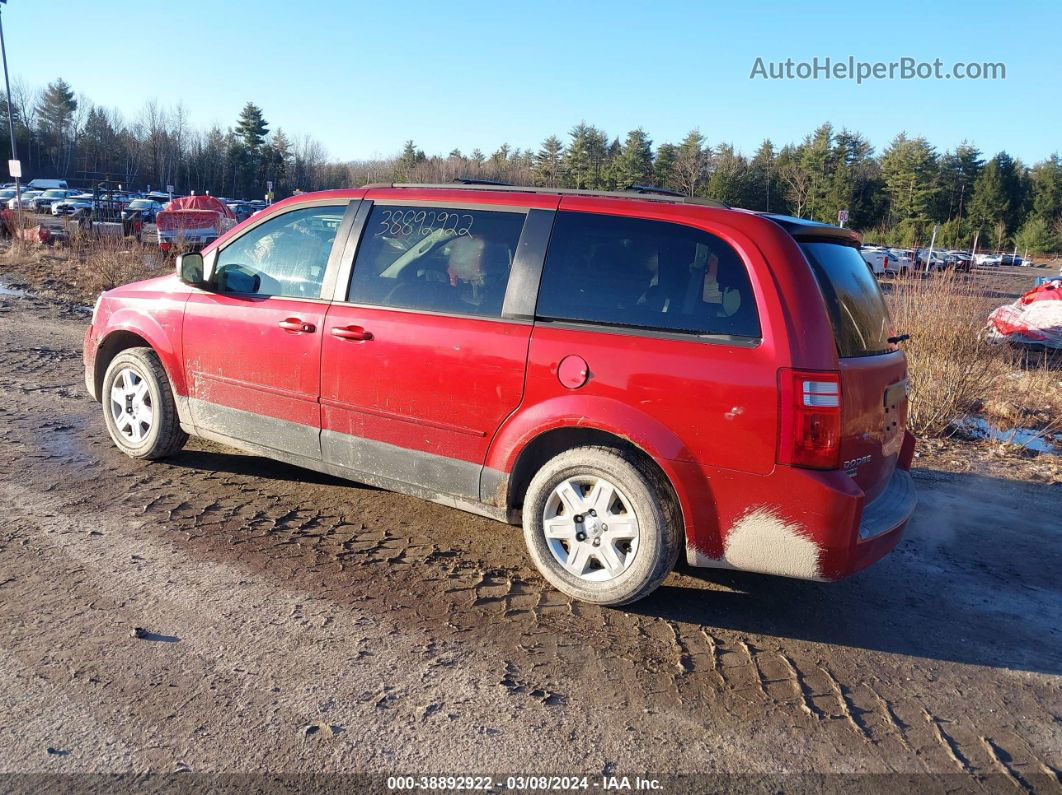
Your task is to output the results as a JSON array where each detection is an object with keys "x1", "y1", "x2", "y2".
[
  {"x1": 837, "y1": 209, "x2": 849, "y2": 228},
  {"x1": 0, "y1": 2, "x2": 22, "y2": 232},
  {"x1": 925, "y1": 224, "x2": 939, "y2": 275}
]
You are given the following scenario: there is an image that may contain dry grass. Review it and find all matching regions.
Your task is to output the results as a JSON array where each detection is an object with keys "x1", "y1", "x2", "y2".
[
  {"x1": 886, "y1": 270, "x2": 1061, "y2": 456},
  {"x1": 886, "y1": 271, "x2": 1014, "y2": 437},
  {"x1": 1, "y1": 229, "x2": 168, "y2": 303}
]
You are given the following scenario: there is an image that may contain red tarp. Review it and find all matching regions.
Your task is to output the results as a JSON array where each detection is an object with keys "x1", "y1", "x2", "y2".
[
  {"x1": 163, "y1": 195, "x2": 235, "y2": 219},
  {"x1": 156, "y1": 195, "x2": 237, "y2": 244},
  {"x1": 987, "y1": 280, "x2": 1062, "y2": 348}
]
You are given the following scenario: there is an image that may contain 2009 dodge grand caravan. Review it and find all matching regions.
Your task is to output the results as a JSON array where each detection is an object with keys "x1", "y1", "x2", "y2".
[{"x1": 84, "y1": 183, "x2": 916, "y2": 605}]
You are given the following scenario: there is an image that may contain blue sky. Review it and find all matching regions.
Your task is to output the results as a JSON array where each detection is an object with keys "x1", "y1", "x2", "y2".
[{"x1": 4, "y1": 0, "x2": 1058, "y2": 163}]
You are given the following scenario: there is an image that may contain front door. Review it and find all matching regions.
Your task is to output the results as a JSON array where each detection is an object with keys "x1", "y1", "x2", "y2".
[
  {"x1": 182, "y1": 203, "x2": 349, "y2": 460},
  {"x1": 319, "y1": 200, "x2": 538, "y2": 499}
]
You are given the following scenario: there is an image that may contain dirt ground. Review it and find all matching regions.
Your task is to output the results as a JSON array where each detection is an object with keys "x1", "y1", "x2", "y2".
[{"x1": 0, "y1": 279, "x2": 1059, "y2": 790}]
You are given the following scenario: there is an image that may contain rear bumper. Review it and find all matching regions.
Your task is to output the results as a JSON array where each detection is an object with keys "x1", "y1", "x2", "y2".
[{"x1": 683, "y1": 431, "x2": 917, "y2": 581}]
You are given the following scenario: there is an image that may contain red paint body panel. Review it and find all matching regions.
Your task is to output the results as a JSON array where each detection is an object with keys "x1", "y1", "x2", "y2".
[
  {"x1": 85, "y1": 274, "x2": 193, "y2": 398},
  {"x1": 320, "y1": 306, "x2": 530, "y2": 464},
  {"x1": 182, "y1": 292, "x2": 327, "y2": 433},
  {"x1": 84, "y1": 187, "x2": 917, "y2": 585}
]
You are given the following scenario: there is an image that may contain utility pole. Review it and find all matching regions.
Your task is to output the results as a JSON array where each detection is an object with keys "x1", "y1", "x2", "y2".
[{"x1": 0, "y1": 0, "x2": 21, "y2": 232}]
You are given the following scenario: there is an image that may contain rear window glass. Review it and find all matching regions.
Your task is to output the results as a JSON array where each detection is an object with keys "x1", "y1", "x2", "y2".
[
  {"x1": 800, "y1": 242, "x2": 892, "y2": 357},
  {"x1": 536, "y1": 212, "x2": 760, "y2": 338}
]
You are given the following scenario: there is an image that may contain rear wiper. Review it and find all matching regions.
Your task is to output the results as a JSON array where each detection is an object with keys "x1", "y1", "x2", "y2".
[{"x1": 888, "y1": 334, "x2": 911, "y2": 344}]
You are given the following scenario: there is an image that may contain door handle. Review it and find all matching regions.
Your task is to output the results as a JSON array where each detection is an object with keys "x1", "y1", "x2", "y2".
[
  {"x1": 278, "y1": 318, "x2": 315, "y2": 333},
  {"x1": 330, "y1": 325, "x2": 373, "y2": 341}
]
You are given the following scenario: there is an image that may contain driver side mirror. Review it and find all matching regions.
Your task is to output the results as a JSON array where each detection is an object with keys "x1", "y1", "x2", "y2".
[{"x1": 176, "y1": 252, "x2": 206, "y2": 287}]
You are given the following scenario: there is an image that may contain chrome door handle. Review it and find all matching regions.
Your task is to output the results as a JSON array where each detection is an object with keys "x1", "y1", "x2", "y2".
[
  {"x1": 278, "y1": 318, "x2": 315, "y2": 333},
  {"x1": 330, "y1": 325, "x2": 373, "y2": 341}
]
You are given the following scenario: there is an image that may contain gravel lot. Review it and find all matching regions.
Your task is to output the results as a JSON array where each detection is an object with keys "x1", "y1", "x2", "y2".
[{"x1": 0, "y1": 285, "x2": 1058, "y2": 789}]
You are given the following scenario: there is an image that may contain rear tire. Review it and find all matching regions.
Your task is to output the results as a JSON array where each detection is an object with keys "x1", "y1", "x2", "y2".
[
  {"x1": 522, "y1": 446, "x2": 681, "y2": 606},
  {"x1": 101, "y1": 347, "x2": 187, "y2": 460}
]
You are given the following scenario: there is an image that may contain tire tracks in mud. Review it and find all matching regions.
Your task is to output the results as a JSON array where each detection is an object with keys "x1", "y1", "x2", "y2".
[{"x1": 0, "y1": 296, "x2": 1060, "y2": 779}]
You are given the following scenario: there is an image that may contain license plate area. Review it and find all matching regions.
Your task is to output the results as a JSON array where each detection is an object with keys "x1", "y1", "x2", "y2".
[{"x1": 882, "y1": 379, "x2": 907, "y2": 456}]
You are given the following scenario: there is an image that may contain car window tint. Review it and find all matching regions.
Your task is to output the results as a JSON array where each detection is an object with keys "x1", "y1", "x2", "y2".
[
  {"x1": 215, "y1": 205, "x2": 345, "y2": 299},
  {"x1": 536, "y1": 212, "x2": 760, "y2": 338},
  {"x1": 800, "y1": 242, "x2": 892, "y2": 357},
  {"x1": 348, "y1": 204, "x2": 525, "y2": 317}
]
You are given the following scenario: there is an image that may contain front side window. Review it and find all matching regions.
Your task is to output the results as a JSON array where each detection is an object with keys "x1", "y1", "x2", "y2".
[
  {"x1": 536, "y1": 212, "x2": 761, "y2": 338},
  {"x1": 347, "y1": 204, "x2": 526, "y2": 318},
  {"x1": 215, "y1": 205, "x2": 345, "y2": 298}
]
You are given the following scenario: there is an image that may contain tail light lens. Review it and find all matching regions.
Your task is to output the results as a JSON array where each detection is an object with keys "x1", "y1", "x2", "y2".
[{"x1": 778, "y1": 369, "x2": 842, "y2": 470}]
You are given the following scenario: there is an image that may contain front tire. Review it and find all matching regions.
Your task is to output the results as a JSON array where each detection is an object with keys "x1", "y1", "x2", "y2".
[
  {"x1": 522, "y1": 446, "x2": 681, "y2": 606},
  {"x1": 101, "y1": 347, "x2": 187, "y2": 460}
]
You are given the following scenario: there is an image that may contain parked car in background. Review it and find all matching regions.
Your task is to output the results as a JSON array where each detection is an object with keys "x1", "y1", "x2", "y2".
[
  {"x1": 1002, "y1": 254, "x2": 1023, "y2": 266},
  {"x1": 84, "y1": 184, "x2": 916, "y2": 605},
  {"x1": 860, "y1": 246, "x2": 892, "y2": 276},
  {"x1": 122, "y1": 199, "x2": 164, "y2": 223},
  {"x1": 0, "y1": 188, "x2": 17, "y2": 204},
  {"x1": 52, "y1": 194, "x2": 95, "y2": 215},
  {"x1": 949, "y1": 251, "x2": 972, "y2": 272},
  {"x1": 30, "y1": 188, "x2": 82, "y2": 213},
  {"x1": 226, "y1": 201, "x2": 254, "y2": 222},
  {"x1": 888, "y1": 249, "x2": 914, "y2": 273},
  {"x1": 7, "y1": 191, "x2": 44, "y2": 210},
  {"x1": 156, "y1": 195, "x2": 237, "y2": 250}
]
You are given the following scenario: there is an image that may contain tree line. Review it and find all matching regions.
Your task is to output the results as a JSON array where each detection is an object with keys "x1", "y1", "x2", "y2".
[{"x1": 5, "y1": 77, "x2": 1061, "y2": 253}]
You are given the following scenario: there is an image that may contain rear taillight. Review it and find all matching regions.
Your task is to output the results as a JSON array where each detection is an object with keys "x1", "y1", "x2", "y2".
[{"x1": 778, "y1": 369, "x2": 842, "y2": 470}]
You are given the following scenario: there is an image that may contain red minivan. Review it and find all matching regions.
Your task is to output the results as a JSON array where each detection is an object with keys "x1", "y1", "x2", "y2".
[{"x1": 83, "y1": 183, "x2": 916, "y2": 605}]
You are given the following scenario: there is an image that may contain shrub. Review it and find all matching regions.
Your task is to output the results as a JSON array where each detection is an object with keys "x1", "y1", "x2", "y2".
[{"x1": 885, "y1": 271, "x2": 1013, "y2": 437}]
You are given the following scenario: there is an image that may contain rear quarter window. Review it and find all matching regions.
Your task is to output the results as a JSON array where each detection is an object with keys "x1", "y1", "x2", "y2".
[
  {"x1": 800, "y1": 241, "x2": 892, "y2": 357},
  {"x1": 536, "y1": 212, "x2": 760, "y2": 339}
]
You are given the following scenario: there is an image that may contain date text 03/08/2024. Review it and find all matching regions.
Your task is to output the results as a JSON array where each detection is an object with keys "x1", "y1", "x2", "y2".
[{"x1": 385, "y1": 775, "x2": 663, "y2": 791}]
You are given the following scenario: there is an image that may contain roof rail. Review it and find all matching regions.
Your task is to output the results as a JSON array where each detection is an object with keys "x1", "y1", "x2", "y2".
[
  {"x1": 624, "y1": 184, "x2": 685, "y2": 197},
  {"x1": 452, "y1": 177, "x2": 512, "y2": 186},
  {"x1": 370, "y1": 182, "x2": 731, "y2": 209}
]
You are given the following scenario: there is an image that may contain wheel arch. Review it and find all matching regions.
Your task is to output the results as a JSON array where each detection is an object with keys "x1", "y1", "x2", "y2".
[
  {"x1": 506, "y1": 425, "x2": 682, "y2": 517},
  {"x1": 93, "y1": 316, "x2": 190, "y2": 427}
]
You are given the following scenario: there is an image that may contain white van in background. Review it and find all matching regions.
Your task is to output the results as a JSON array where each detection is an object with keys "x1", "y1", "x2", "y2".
[{"x1": 26, "y1": 179, "x2": 69, "y2": 191}]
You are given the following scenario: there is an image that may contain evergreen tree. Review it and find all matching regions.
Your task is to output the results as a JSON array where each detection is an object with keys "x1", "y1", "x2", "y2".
[
  {"x1": 235, "y1": 102, "x2": 269, "y2": 152},
  {"x1": 706, "y1": 143, "x2": 748, "y2": 206},
  {"x1": 35, "y1": 78, "x2": 78, "y2": 174},
  {"x1": 532, "y1": 135, "x2": 564, "y2": 187},
  {"x1": 968, "y1": 153, "x2": 1022, "y2": 241},
  {"x1": 747, "y1": 139, "x2": 779, "y2": 212},
  {"x1": 562, "y1": 122, "x2": 596, "y2": 189},
  {"x1": 880, "y1": 134, "x2": 939, "y2": 227},
  {"x1": 1030, "y1": 154, "x2": 1062, "y2": 223},
  {"x1": 609, "y1": 128, "x2": 654, "y2": 189},
  {"x1": 799, "y1": 123, "x2": 837, "y2": 222},
  {"x1": 1014, "y1": 215, "x2": 1058, "y2": 254},
  {"x1": 673, "y1": 129, "x2": 708, "y2": 196},
  {"x1": 266, "y1": 128, "x2": 292, "y2": 197},
  {"x1": 653, "y1": 142, "x2": 677, "y2": 191},
  {"x1": 395, "y1": 139, "x2": 425, "y2": 180},
  {"x1": 936, "y1": 143, "x2": 983, "y2": 221}
]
